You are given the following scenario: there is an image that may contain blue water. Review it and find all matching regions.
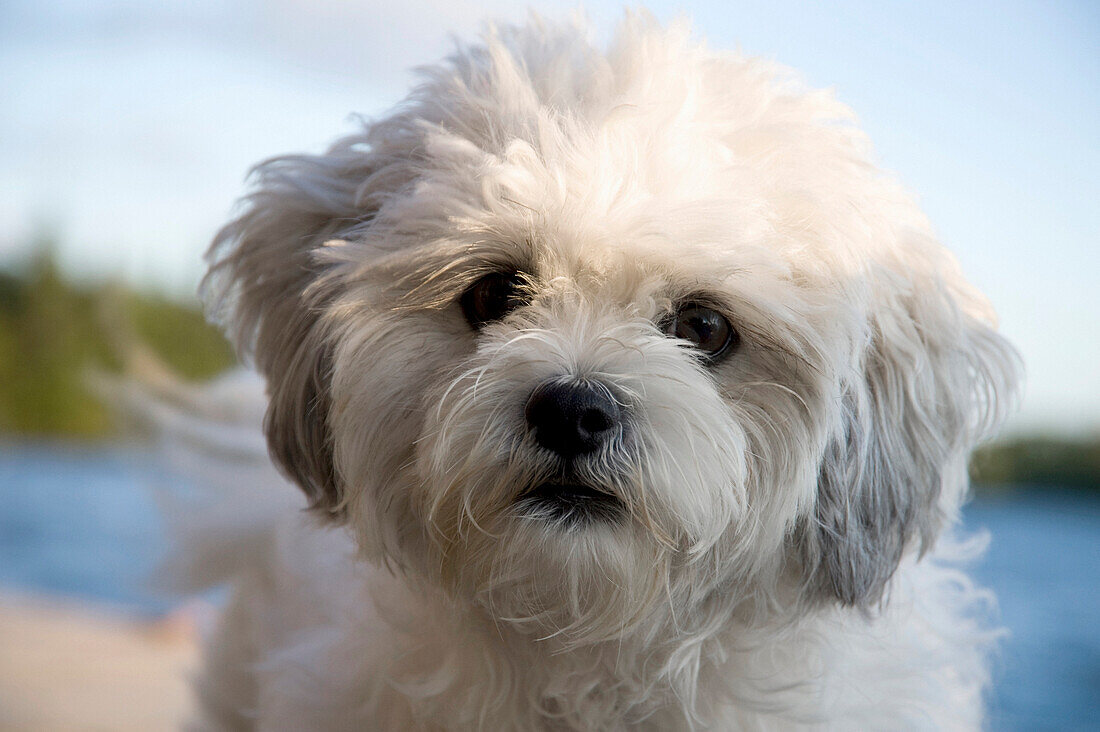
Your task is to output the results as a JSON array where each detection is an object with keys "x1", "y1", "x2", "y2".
[
  {"x1": 1, "y1": 442, "x2": 1097, "y2": 728},
  {"x1": 966, "y1": 492, "x2": 1100, "y2": 730},
  {"x1": 0, "y1": 442, "x2": 175, "y2": 613}
]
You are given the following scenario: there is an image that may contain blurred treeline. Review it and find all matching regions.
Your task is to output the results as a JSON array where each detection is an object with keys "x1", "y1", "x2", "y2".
[
  {"x1": 970, "y1": 438, "x2": 1099, "y2": 492},
  {"x1": 0, "y1": 248, "x2": 1096, "y2": 490},
  {"x1": 0, "y1": 248, "x2": 235, "y2": 437}
]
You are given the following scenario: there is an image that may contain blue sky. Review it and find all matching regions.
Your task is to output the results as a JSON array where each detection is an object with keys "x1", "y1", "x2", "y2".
[{"x1": 1, "y1": 0, "x2": 1097, "y2": 434}]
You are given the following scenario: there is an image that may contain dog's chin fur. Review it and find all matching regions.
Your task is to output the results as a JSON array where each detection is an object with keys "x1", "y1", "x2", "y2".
[{"x1": 186, "y1": 11, "x2": 1020, "y2": 730}]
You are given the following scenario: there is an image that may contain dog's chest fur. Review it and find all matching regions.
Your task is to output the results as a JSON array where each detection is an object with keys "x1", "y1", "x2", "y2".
[{"x1": 194, "y1": 514, "x2": 989, "y2": 731}]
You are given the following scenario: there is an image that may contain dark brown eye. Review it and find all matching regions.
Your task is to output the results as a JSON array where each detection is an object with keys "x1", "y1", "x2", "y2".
[
  {"x1": 666, "y1": 304, "x2": 738, "y2": 359},
  {"x1": 460, "y1": 271, "x2": 527, "y2": 328}
]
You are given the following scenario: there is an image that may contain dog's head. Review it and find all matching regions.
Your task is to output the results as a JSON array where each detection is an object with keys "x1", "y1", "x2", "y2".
[{"x1": 204, "y1": 16, "x2": 1018, "y2": 640}]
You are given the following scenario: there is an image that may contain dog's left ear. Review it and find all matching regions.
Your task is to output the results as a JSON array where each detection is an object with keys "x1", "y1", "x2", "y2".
[{"x1": 801, "y1": 251, "x2": 1020, "y2": 607}]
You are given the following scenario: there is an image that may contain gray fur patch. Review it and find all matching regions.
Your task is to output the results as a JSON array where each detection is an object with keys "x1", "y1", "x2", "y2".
[{"x1": 202, "y1": 148, "x2": 383, "y2": 516}]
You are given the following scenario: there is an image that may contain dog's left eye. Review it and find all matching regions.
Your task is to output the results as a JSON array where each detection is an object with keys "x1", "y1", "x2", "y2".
[
  {"x1": 666, "y1": 304, "x2": 738, "y2": 359},
  {"x1": 460, "y1": 271, "x2": 528, "y2": 328}
]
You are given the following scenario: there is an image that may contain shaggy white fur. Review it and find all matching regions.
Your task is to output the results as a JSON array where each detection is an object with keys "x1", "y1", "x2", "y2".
[{"x1": 182, "y1": 11, "x2": 1020, "y2": 730}]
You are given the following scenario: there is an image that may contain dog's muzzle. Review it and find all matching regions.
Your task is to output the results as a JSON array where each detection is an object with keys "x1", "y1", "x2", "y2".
[{"x1": 517, "y1": 379, "x2": 626, "y2": 527}]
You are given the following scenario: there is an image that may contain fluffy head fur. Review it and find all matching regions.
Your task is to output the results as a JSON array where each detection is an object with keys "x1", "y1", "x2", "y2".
[{"x1": 199, "y1": 12, "x2": 1019, "y2": 729}]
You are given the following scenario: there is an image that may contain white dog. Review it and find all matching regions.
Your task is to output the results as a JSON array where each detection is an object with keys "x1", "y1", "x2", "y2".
[{"x1": 185, "y1": 12, "x2": 1019, "y2": 730}]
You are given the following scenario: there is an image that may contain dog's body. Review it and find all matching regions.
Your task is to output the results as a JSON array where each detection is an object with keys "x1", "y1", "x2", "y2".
[
  {"x1": 187, "y1": 14, "x2": 1018, "y2": 730},
  {"x1": 187, "y1": 486, "x2": 995, "y2": 730}
]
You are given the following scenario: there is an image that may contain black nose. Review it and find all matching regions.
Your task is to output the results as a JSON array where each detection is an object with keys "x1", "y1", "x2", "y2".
[{"x1": 525, "y1": 380, "x2": 621, "y2": 458}]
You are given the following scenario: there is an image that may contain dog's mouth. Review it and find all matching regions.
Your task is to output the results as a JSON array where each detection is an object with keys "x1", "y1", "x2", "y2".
[{"x1": 515, "y1": 481, "x2": 625, "y2": 527}]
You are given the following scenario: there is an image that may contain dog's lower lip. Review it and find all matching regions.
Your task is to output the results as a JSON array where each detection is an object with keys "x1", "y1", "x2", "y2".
[
  {"x1": 524, "y1": 482, "x2": 611, "y2": 501},
  {"x1": 516, "y1": 482, "x2": 624, "y2": 525}
]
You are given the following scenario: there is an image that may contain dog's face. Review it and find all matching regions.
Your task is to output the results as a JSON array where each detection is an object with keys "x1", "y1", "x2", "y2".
[{"x1": 205, "y1": 17, "x2": 1017, "y2": 642}]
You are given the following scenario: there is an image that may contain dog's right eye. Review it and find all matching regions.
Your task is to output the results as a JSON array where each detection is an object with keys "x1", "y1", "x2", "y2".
[
  {"x1": 460, "y1": 271, "x2": 527, "y2": 328},
  {"x1": 665, "y1": 303, "x2": 739, "y2": 361}
]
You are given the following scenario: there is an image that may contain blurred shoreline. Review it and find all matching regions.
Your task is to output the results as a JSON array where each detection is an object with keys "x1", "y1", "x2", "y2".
[{"x1": 0, "y1": 592, "x2": 199, "y2": 731}]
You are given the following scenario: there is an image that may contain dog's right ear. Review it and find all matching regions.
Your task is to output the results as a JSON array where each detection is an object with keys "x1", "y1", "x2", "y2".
[{"x1": 202, "y1": 142, "x2": 379, "y2": 516}]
